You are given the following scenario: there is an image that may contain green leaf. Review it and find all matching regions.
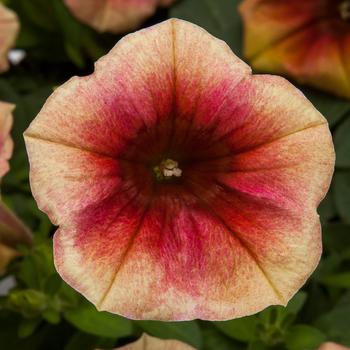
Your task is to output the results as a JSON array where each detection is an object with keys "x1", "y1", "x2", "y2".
[
  {"x1": 322, "y1": 224, "x2": 350, "y2": 254},
  {"x1": 18, "y1": 317, "x2": 41, "y2": 338},
  {"x1": 337, "y1": 290, "x2": 350, "y2": 307},
  {"x1": 43, "y1": 274, "x2": 63, "y2": 296},
  {"x1": 259, "y1": 292, "x2": 307, "y2": 328},
  {"x1": 0, "y1": 78, "x2": 20, "y2": 103},
  {"x1": 64, "y1": 331, "x2": 117, "y2": 350},
  {"x1": 321, "y1": 272, "x2": 350, "y2": 288},
  {"x1": 302, "y1": 88, "x2": 350, "y2": 128},
  {"x1": 201, "y1": 326, "x2": 242, "y2": 350},
  {"x1": 316, "y1": 305, "x2": 350, "y2": 345},
  {"x1": 247, "y1": 341, "x2": 269, "y2": 350},
  {"x1": 171, "y1": 0, "x2": 243, "y2": 56},
  {"x1": 64, "y1": 332, "x2": 98, "y2": 350},
  {"x1": 16, "y1": 0, "x2": 55, "y2": 31},
  {"x1": 6, "y1": 289, "x2": 48, "y2": 317},
  {"x1": 285, "y1": 292, "x2": 308, "y2": 315},
  {"x1": 64, "y1": 300, "x2": 133, "y2": 339},
  {"x1": 42, "y1": 308, "x2": 60, "y2": 324},
  {"x1": 302, "y1": 284, "x2": 330, "y2": 323},
  {"x1": 213, "y1": 315, "x2": 257, "y2": 342},
  {"x1": 16, "y1": 239, "x2": 55, "y2": 289},
  {"x1": 285, "y1": 325, "x2": 326, "y2": 350},
  {"x1": 334, "y1": 116, "x2": 350, "y2": 167},
  {"x1": 137, "y1": 320, "x2": 202, "y2": 348},
  {"x1": 334, "y1": 171, "x2": 350, "y2": 224},
  {"x1": 318, "y1": 185, "x2": 337, "y2": 223},
  {"x1": 64, "y1": 41, "x2": 86, "y2": 68}
]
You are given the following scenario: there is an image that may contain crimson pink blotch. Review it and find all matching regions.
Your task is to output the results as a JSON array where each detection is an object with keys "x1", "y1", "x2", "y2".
[{"x1": 24, "y1": 19, "x2": 335, "y2": 321}]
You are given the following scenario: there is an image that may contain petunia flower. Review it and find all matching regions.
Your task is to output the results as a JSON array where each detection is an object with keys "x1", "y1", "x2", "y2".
[
  {"x1": 240, "y1": 0, "x2": 350, "y2": 99},
  {"x1": 24, "y1": 19, "x2": 334, "y2": 321},
  {"x1": 318, "y1": 343, "x2": 350, "y2": 350},
  {"x1": 0, "y1": 102, "x2": 32, "y2": 272},
  {"x1": 102, "y1": 334, "x2": 195, "y2": 350},
  {"x1": 0, "y1": 3, "x2": 19, "y2": 73},
  {"x1": 64, "y1": 0, "x2": 175, "y2": 34}
]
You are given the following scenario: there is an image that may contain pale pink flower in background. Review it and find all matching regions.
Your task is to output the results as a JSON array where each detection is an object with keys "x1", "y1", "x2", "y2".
[
  {"x1": 64, "y1": 0, "x2": 175, "y2": 33},
  {"x1": 0, "y1": 102, "x2": 32, "y2": 272},
  {"x1": 106, "y1": 334, "x2": 196, "y2": 350},
  {"x1": 0, "y1": 4, "x2": 19, "y2": 73}
]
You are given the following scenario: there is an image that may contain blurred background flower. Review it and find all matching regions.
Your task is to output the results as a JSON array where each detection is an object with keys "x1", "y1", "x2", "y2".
[
  {"x1": 0, "y1": 102, "x2": 31, "y2": 273},
  {"x1": 0, "y1": 3, "x2": 19, "y2": 73},
  {"x1": 63, "y1": 0, "x2": 175, "y2": 33},
  {"x1": 109, "y1": 334, "x2": 196, "y2": 349},
  {"x1": 318, "y1": 342, "x2": 350, "y2": 350},
  {"x1": 240, "y1": 0, "x2": 350, "y2": 99}
]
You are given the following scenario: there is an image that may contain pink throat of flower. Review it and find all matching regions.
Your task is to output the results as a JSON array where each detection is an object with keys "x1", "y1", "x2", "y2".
[
  {"x1": 339, "y1": 0, "x2": 350, "y2": 20},
  {"x1": 119, "y1": 117, "x2": 232, "y2": 206}
]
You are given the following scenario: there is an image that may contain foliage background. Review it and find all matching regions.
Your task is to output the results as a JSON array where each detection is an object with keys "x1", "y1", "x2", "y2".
[{"x1": 0, "y1": 0, "x2": 349, "y2": 349}]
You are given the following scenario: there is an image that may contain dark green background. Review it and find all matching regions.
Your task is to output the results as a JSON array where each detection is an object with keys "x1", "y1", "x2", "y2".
[{"x1": 0, "y1": 0, "x2": 349, "y2": 349}]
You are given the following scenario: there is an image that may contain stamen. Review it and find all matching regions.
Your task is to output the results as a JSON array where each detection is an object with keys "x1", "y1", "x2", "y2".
[
  {"x1": 153, "y1": 159, "x2": 182, "y2": 180},
  {"x1": 162, "y1": 159, "x2": 182, "y2": 178},
  {"x1": 339, "y1": 1, "x2": 350, "y2": 20}
]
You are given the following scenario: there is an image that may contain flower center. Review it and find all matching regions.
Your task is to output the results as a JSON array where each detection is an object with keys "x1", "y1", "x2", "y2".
[
  {"x1": 339, "y1": 0, "x2": 350, "y2": 20},
  {"x1": 153, "y1": 158, "x2": 182, "y2": 181}
]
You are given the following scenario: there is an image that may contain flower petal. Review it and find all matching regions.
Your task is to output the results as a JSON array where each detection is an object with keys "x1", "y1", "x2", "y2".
[
  {"x1": 240, "y1": 0, "x2": 350, "y2": 98},
  {"x1": 239, "y1": 0, "x2": 321, "y2": 59},
  {"x1": 64, "y1": 0, "x2": 175, "y2": 33},
  {"x1": 318, "y1": 343, "x2": 350, "y2": 350},
  {"x1": 0, "y1": 102, "x2": 14, "y2": 178},
  {"x1": 0, "y1": 4, "x2": 19, "y2": 73},
  {"x1": 250, "y1": 22, "x2": 350, "y2": 98},
  {"x1": 113, "y1": 334, "x2": 196, "y2": 350}
]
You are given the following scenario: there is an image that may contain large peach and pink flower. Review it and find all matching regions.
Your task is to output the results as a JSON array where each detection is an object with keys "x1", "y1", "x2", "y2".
[
  {"x1": 240, "y1": 0, "x2": 350, "y2": 99},
  {"x1": 0, "y1": 4, "x2": 19, "y2": 73},
  {"x1": 0, "y1": 102, "x2": 32, "y2": 272},
  {"x1": 110, "y1": 334, "x2": 195, "y2": 350},
  {"x1": 24, "y1": 19, "x2": 334, "y2": 321},
  {"x1": 64, "y1": 0, "x2": 175, "y2": 34}
]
